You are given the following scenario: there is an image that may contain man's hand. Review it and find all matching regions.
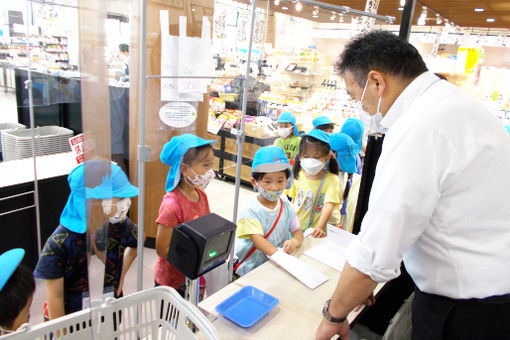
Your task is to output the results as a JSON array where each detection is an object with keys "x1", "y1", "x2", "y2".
[{"x1": 315, "y1": 318, "x2": 350, "y2": 340}]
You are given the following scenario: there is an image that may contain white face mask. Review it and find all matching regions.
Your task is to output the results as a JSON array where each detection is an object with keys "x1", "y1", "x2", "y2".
[
  {"x1": 278, "y1": 126, "x2": 293, "y2": 138},
  {"x1": 102, "y1": 198, "x2": 132, "y2": 224},
  {"x1": 357, "y1": 79, "x2": 383, "y2": 133},
  {"x1": 300, "y1": 158, "x2": 325, "y2": 176}
]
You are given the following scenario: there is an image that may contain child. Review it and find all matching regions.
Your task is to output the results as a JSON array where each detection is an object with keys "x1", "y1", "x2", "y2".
[
  {"x1": 288, "y1": 129, "x2": 341, "y2": 237},
  {"x1": 155, "y1": 134, "x2": 216, "y2": 296},
  {"x1": 92, "y1": 165, "x2": 140, "y2": 298},
  {"x1": 0, "y1": 248, "x2": 35, "y2": 335},
  {"x1": 330, "y1": 132, "x2": 361, "y2": 233},
  {"x1": 340, "y1": 118, "x2": 365, "y2": 174},
  {"x1": 274, "y1": 112, "x2": 301, "y2": 164},
  {"x1": 313, "y1": 116, "x2": 335, "y2": 134},
  {"x1": 34, "y1": 160, "x2": 139, "y2": 320},
  {"x1": 235, "y1": 146, "x2": 304, "y2": 277}
]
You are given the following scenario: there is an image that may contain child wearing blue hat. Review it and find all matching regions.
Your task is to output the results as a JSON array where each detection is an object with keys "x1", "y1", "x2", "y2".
[
  {"x1": 313, "y1": 116, "x2": 335, "y2": 134},
  {"x1": 34, "y1": 160, "x2": 139, "y2": 320},
  {"x1": 0, "y1": 249, "x2": 35, "y2": 335},
  {"x1": 274, "y1": 112, "x2": 301, "y2": 165},
  {"x1": 341, "y1": 118, "x2": 365, "y2": 174},
  {"x1": 155, "y1": 134, "x2": 216, "y2": 295},
  {"x1": 330, "y1": 133, "x2": 361, "y2": 232},
  {"x1": 288, "y1": 129, "x2": 341, "y2": 237},
  {"x1": 234, "y1": 146, "x2": 303, "y2": 277}
]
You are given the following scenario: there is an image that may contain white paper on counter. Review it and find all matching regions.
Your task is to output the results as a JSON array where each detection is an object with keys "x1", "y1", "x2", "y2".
[
  {"x1": 303, "y1": 225, "x2": 356, "y2": 272},
  {"x1": 269, "y1": 249, "x2": 329, "y2": 290}
]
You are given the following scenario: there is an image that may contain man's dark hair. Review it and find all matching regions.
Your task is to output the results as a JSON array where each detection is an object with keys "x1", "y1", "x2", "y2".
[
  {"x1": 335, "y1": 31, "x2": 428, "y2": 86},
  {"x1": 0, "y1": 265, "x2": 35, "y2": 329},
  {"x1": 119, "y1": 43, "x2": 129, "y2": 53}
]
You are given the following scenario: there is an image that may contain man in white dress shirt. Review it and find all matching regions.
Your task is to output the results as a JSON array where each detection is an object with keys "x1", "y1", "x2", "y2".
[{"x1": 315, "y1": 31, "x2": 510, "y2": 340}]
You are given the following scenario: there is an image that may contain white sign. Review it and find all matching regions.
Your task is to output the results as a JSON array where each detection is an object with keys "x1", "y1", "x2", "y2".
[{"x1": 158, "y1": 102, "x2": 197, "y2": 128}]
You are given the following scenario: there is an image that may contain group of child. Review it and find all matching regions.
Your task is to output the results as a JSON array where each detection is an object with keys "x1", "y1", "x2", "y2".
[{"x1": 0, "y1": 112, "x2": 364, "y2": 332}]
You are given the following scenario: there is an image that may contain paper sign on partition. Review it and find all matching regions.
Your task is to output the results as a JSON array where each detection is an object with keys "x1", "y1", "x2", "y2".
[
  {"x1": 160, "y1": 10, "x2": 213, "y2": 102},
  {"x1": 269, "y1": 249, "x2": 329, "y2": 290},
  {"x1": 304, "y1": 225, "x2": 356, "y2": 272}
]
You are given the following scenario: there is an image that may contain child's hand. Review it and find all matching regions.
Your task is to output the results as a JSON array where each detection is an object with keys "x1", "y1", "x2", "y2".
[
  {"x1": 282, "y1": 239, "x2": 298, "y2": 254},
  {"x1": 311, "y1": 227, "x2": 326, "y2": 238}
]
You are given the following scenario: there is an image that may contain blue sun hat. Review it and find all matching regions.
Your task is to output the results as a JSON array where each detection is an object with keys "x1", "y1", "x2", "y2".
[
  {"x1": 304, "y1": 128, "x2": 330, "y2": 145},
  {"x1": 86, "y1": 162, "x2": 138, "y2": 199},
  {"x1": 330, "y1": 133, "x2": 357, "y2": 174},
  {"x1": 161, "y1": 134, "x2": 216, "y2": 192},
  {"x1": 60, "y1": 161, "x2": 138, "y2": 234},
  {"x1": 312, "y1": 116, "x2": 334, "y2": 129},
  {"x1": 252, "y1": 146, "x2": 293, "y2": 189},
  {"x1": 0, "y1": 248, "x2": 24, "y2": 292},
  {"x1": 277, "y1": 112, "x2": 300, "y2": 137},
  {"x1": 341, "y1": 118, "x2": 364, "y2": 154}
]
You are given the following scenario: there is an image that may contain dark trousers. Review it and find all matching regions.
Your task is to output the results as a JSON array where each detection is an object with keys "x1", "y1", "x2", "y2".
[{"x1": 412, "y1": 287, "x2": 510, "y2": 340}]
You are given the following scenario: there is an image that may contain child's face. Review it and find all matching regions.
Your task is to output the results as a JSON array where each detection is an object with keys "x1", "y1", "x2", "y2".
[
  {"x1": 278, "y1": 122, "x2": 293, "y2": 130},
  {"x1": 182, "y1": 148, "x2": 215, "y2": 179},
  {"x1": 10, "y1": 296, "x2": 32, "y2": 331},
  {"x1": 252, "y1": 171, "x2": 288, "y2": 192},
  {"x1": 299, "y1": 143, "x2": 331, "y2": 163}
]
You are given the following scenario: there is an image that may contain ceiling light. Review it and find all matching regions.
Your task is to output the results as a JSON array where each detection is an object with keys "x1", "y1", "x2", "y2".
[
  {"x1": 474, "y1": 8, "x2": 484, "y2": 12},
  {"x1": 338, "y1": 13, "x2": 344, "y2": 23},
  {"x1": 486, "y1": 18, "x2": 495, "y2": 22},
  {"x1": 281, "y1": 6, "x2": 288, "y2": 10},
  {"x1": 296, "y1": 1, "x2": 302, "y2": 11},
  {"x1": 436, "y1": 14, "x2": 442, "y2": 25},
  {"x1": 398, "y1": 7, "x2": 404, "y2": 11},
  {"x1": 330, "y1": 11, "x2": 336, "y2": 21},
  {"x1": 274, "y1": 0, "x2": 279, "y2": 5},
  {"x1": 417, "y1": 16, "x2": 426, "y2": 26},
  {"x1": 312, "y1": 6, "x2": 319, "y2": 16},
  {"x1": 400, "y1": 0, "x2": 406, "y2": 6}
]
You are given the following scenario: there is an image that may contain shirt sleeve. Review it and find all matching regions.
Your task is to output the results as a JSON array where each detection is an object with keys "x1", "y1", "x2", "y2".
[
  {"x1": 347, "y1": 125, "x2": 449, "y2": 282},
  {"x1": 34, "y1": 232, "x2": 67, "y2": 280},
  {"x1": 288, "y1": 214, "x2": 300, "y2": 233},
  {"x1": 124, "y1": 219, "x2": 138, "y2": 248},
  {"x1": 236, "y1": 217, "x2": 264, "y2": 239},
  {"x1": 324, "y1": 173, "x2": 341, "y2": 205},
  {"x1": 155, "y1": 196, "x2": 180, "y2": 228}
]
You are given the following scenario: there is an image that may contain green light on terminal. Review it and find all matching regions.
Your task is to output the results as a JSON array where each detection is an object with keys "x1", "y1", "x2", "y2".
[{"x1": 208, "y1": 250, "x2": 217, "y2": 258}]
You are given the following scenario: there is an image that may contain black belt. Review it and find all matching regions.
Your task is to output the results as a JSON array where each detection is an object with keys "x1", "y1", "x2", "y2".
[{"x1": 415, "y1": 287, "x2": 510, "y2": 305}]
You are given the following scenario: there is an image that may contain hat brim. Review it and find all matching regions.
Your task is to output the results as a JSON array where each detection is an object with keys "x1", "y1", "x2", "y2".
[
  {"x1": 0, "y1": 248, "x2": 25, "y2": 291},
  {"x1": 113, "y1": 184, "x2": 139, "y2": 198},
  {"x1": 252, "y1": 162, "x2": 291, "y2": 173}
]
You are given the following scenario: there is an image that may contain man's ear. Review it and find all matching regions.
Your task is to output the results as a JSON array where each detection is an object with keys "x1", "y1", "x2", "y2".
[{"x1": 368, "y1": 70, "x2": 386, "y2": 98}]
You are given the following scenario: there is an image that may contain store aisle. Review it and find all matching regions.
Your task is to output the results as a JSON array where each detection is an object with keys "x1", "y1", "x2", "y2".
[{"x1": 29, "y1": 177, "x2": 257, "y2": 326}]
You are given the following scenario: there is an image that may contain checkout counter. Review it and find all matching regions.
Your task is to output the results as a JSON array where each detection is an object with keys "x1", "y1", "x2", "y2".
[{"x1": 198, "y1": 236, "x2": 385, "y2": 339}]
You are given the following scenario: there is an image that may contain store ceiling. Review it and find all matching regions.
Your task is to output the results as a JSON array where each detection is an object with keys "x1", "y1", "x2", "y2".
[{"x1": 265, "y1": 0, "x2": 510, "y2": 29}]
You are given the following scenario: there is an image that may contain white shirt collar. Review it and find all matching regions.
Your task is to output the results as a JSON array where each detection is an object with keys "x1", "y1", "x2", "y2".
[{"x1": 380, "y1": 71, "x2": 440, "y2": 132}]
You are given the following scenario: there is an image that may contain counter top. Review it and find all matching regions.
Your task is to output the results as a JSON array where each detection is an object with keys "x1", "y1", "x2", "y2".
[
  {"x1": 0, "y1": 152, "x2": 76, "y2": 188},
  {"x1": 198, "y1": 237, "x2": 384, "y2": 339}
]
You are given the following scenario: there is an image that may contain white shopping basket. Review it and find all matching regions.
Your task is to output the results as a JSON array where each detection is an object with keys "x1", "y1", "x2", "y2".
[{"x1": 1, "y1": 287, "x2": 219, "y2": 340}]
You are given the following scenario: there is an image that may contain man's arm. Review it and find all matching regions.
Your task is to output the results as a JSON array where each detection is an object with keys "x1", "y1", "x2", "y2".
[{"x1": 315, "y1": 261, "x2": 377, "y2": 340}]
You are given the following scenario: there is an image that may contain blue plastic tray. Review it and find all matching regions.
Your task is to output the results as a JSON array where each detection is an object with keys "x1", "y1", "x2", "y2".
[{"x1": 215, "y1": 286, "x2": 279, "y2": 327}]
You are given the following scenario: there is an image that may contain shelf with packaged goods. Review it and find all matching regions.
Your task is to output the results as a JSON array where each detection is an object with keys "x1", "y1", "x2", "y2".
[{"x1": 206, "y1": 128, "x2": 277, "y2": 184}]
